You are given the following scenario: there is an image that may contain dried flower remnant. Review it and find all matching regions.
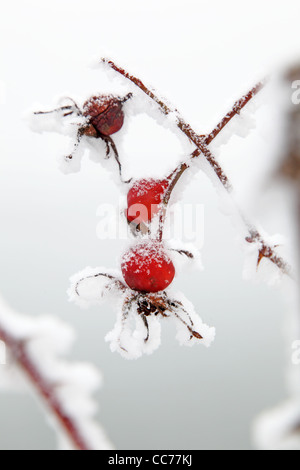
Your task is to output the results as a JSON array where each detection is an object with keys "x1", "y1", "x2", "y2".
[{"x1": 70, "y1": 263, "x2": 214, "y2": 359}]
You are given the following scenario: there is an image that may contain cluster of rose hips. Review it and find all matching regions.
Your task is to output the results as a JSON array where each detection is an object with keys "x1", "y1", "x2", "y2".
[
  {"x1": 124, "y1": 178, "x2": 176, "y2": 293},
  {"x1": 36, "y1": 92, "x2": 203, "y2": 350},
  {"x1": 37, "y1": 94, "x2": 176, "y2": 293}
]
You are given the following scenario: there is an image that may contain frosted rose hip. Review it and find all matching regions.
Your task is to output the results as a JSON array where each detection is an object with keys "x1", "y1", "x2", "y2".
[
  {"x1": 121, "y1": 242, "x2": 175, "y2": 293},
  {"x1": 126, "y1": 179, "x2": 169, "y2": 224},
  {"x1": 83, "y1": 95, "x2": 124, "y2": 136}
]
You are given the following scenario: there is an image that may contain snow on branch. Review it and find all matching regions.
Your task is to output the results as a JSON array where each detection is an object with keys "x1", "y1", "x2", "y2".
[
  {"x1": 101, "y1": 58, "x2": 292, "y2": 280},
  {"x1": 31, "y1": 59, "x2": 294, "y2": 363},
  {"x1": 0, "y1": 295, "x2": 112, "y2": 450},
  {"x1": 204, "y1": 80, "x2": 267, "y2": 145}
]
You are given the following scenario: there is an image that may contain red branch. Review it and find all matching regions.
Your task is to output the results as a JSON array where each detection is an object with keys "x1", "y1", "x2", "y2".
[
  {"x1": 102, "y1": 58, "x2": 292, "y2": 277},
  {"x1": 0, "y1": 325, "x2": 91, "y2": 451}
]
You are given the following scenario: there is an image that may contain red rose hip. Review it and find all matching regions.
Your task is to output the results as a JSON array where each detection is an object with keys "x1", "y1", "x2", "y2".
[
  {"x1": 121, "y1": 242, "x2": 175, "y2": 293},
  {"x1": 126, "y1": 179, "x2": 169, "y2": 224},
  {"x1": 83, "y1": 95, "x2": 124, "y2": 136}
]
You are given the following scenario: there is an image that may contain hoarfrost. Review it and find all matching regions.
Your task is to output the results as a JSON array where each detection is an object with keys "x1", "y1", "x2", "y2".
[
  {"x1": 105, "y1": 298, "x2": 162, "y2": 360},
  {"x1": 171, "y1": 292, "x2": 215, "y2": 348},
  {"x1": 242, "y1": 233, "x2": 288, "y2": 286},
  {"x1": 0, "y1": 295, "x2": 112, "y2": 450},
  {"x1": 209, "y1": 100, "x2": 258, "y2": 154},
  {"x1": 68, "y1": 267, "x2": 122, "y2": 309},
  {"x1": 70, "y1": 267, "x2": 215, "y2": 360},
  {"x1": 167, "y1": 239, "x2": 203, "y2": 272}
]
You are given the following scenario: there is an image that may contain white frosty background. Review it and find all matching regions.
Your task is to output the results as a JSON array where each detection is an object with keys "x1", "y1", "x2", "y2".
[{"x1": 0, "y1": 0, "x2": 299, "y2": 450}]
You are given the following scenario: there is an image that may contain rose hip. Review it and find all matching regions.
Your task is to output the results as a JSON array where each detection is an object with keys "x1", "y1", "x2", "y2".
[
  {"x1": 83, "y1": 95, "x2": 125, "y2": 136},
  {"x1": 34, "y1": 93, "x2": 132, "y2": 181},
  {"x1": 121, "y1": 241, "x2": 175, "y2": 293},
  {"x1": 126, "y1": 179, "x2": 169, "y2": 224}
]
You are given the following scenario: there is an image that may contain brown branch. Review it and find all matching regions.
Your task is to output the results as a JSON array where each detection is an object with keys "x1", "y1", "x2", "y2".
[
  {"x1": 0, "y1": 324, "x2": 91, "y2": 451},
  {"x1": 102, "y1": 58, "x2": 292, "y2": 277},
  {"x1": 158, "y1": 150, "x2": 198, "y2": 241},
  {"x1": 245, "y1": 232, "x2": 291, "y2": 276},
  {"x1": 205, "y1": 80, "x2": 266, "y2": 145},
  {"x1": 101, "y1": 58, "x2": 230, "y2": 191}
]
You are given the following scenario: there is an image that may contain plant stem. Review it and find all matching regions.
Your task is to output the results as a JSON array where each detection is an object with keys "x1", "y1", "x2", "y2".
[
  {"x1": 204, "y1": 80, "x2": 266, "y2": 145},
  {"x1": 0, "y1": 324, "x2": 91, "y2": 451},
  {"x1": 102, "y1": 58, "x2": 292, "y2": 277},
  {"x1": 158, "y1": 151, "x2": 198, "y2": 241},
  {"x1": 102, "y1": 58, "x2": 230, "y2": 190}
]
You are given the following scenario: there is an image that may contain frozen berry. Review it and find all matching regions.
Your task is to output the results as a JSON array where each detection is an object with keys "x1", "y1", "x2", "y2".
[
  {"x1": 126, "y1": 179, "x2": 169, "y2": 224},
  {"x1": 83, "y1": 95, "x2": 125, "y2": 136},
  {"x1": 121, "y1": 242, "x2": 175, "y2": 293},
  {"x1": 34, "y1": 94, "x2": 132, "y2": 181}
]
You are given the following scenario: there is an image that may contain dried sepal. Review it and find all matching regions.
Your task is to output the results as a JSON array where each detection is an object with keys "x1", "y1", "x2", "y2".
[{"x1": 68, "y1": 268, "x2": 126, "y2": 308}]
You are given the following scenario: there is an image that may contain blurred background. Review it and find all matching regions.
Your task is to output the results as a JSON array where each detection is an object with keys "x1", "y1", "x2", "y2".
[{"x1": 0, "y1": 0, "x2": 300, "y2": 450}]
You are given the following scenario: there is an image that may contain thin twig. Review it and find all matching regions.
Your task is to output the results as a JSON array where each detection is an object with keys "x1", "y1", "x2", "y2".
[
  {"x1": 101, "y1": 58, "x2": 230, "y2": 190},
  {"x1": 158, "y1": 149, "x2": 199, "y2": 241},
  {"x1": 205, "y1": 80, "x2": 266, "y2": 145},
  {"x1": 0, "y1": 325, "x2": 91, "y2": 451},
  {"x1": 158, "y1": 162, "x2": 190, "y2": 241},
  {"x1": 75, "y1": 272, "x2": 127, "y2": 297},
  {"x1": 101, "y1": 58, "x2": 292, "y2": 277}
]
